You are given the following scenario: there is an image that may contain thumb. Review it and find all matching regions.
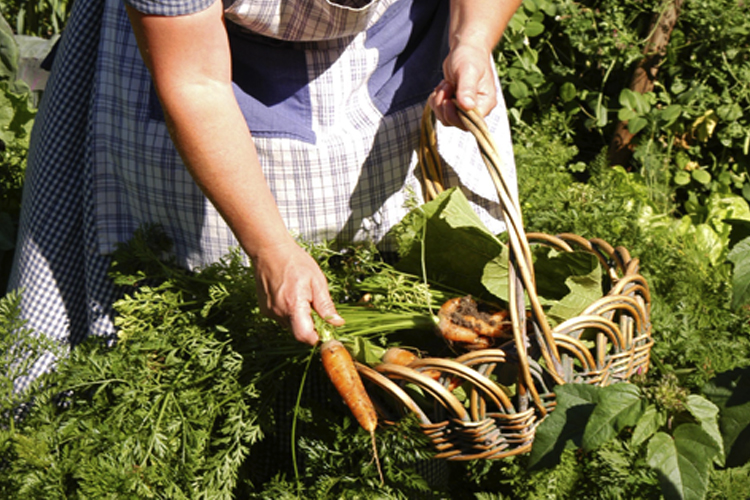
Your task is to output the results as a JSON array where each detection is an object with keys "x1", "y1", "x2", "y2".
[
  {"x1": 312, "y1": 287, "x2": 345, "y2": 327},
  {"x1": 454, "y1": 65, "x2": 480, "y2": 111}
]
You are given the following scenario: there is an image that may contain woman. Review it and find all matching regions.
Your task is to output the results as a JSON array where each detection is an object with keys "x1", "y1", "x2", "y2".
[{"x1": 9, "y1": 0, "x2": 522, "y2": 388}]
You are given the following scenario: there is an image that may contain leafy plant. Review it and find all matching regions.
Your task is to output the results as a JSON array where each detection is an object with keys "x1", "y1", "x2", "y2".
[
  {"x1": 527, "y1": 374, "x2": 748, "y2": 500},
  {"x1": 1, "y1": 0, "x2": 71, "y2": 37},
  {"x1": 497, "y1": 0, "x2": 750, "y2": 222},
  {"x1": 0, "y1": 14, "x2": 36, "y2": 291}
]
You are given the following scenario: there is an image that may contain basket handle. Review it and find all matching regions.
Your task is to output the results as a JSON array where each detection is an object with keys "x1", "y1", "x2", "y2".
[{"x1": 418, "y1": 103, "x2": 566, "y2": 395}]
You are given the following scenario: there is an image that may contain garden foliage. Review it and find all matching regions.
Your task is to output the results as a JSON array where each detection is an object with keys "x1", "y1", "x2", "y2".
[
  {"x1": 2, "y1": 0, "x2": 750, "y2": 498},
  {"x1": 0, "y1": 14, "x2": 35, "y2": 291}
]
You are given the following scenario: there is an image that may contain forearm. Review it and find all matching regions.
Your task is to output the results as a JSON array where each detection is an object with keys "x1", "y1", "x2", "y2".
[
  {"x1": 449, "y1": 0, "x2": 523, "y2": 52},
  {"x1": 126, "y1": 2, "x2": 294, "y2": 261},
  {"x1": 161, "y1": 85, "x2": 294, "y2": 259}
]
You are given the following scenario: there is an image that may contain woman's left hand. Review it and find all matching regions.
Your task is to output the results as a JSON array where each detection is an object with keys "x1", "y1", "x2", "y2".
[
  {"x1": 428, "y1": 42, "x2": 497, "y2": 129},
  {"x1": 428, "y1": 0, "x2": 523, "y2": 129}
]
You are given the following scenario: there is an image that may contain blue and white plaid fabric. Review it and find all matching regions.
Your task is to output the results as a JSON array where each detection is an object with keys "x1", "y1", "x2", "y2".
[{"x1": 9, "y1": 0, "x2": 517, "y2": 390}]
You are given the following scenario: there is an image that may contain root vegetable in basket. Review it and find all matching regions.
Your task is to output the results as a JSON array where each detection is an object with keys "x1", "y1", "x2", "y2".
[
  {"x1": 436, "y1": 295, "x2": 511, "y2": 351},
  {"x1": 381, "y1": 347, "x2": 458, "y2": 389},
  {"x1": 383, "y1": 347, "x2": 443, "y2": 378}
]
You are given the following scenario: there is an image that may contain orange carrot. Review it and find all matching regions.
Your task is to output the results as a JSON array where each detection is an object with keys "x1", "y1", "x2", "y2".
[
  {"x1": 320, "y1": 339, "x2": 383, "y2": 483},
  {"x1": 382, "y1": 347, "x2": 419, "y2": 366},
  {"x1": 382, "y1": 347, "x2": 444, "y2": 381}
]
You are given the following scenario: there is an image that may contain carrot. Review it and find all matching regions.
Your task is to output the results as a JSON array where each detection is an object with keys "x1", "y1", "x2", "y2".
[
  {"x1": 321, "y1": 339, "x2": 378, "y2": 432},
  {"x1": 320, "y1": 338, "x2": 383, "y2": 483},
  {"x1": 382, "y1": 347, "x2": 444, "y2": 381},
  {"x1": 382, "y1": 346, "x2": 419, "y2": 366}
]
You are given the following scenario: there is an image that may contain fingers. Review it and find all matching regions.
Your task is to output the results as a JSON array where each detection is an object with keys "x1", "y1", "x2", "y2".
[
  {"x1": 429, "y1": 80, "x2": 464, "y2": 130},
  {"x1": 288, "y1": 278, "x2": 345, "y2": 346},
  {"x1": 288, "y1": 302, "x2": 319, "y2": 346}
]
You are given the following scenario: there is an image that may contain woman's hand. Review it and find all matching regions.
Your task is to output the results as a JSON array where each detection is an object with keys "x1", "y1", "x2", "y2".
[
  {"x1": 252, "y1": 240, "x2": 344, "y2": 345},
  {"x1": 429, "y1": 0, "x2": 523, "y2": 129},
  {"x1": 428, "y1": 43, "x2": 497, "y2": 129}
]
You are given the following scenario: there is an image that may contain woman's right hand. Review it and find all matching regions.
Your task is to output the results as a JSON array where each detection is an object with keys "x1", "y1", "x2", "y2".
[{"x1": 252, "y1": 240, "x2": 344, "y2": 346}]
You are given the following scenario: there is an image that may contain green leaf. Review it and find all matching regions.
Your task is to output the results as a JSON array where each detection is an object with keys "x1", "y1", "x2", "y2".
[
  {"x1": 595, "y1": 101, "x2": 608, "y2": 128},
  {"x1": 524, "y1": 21, "x2": 545, "y2": 37},
  {"x1": 674, "y1": 171, "x2": 691, "y2": 186},
  {"x1": 691, "y1": 169, "x2": 712, "y2": 186},
  {"x1": 582, "y1": 383, "x2": 643, "y2": 451},
  {"x1": 509, "y1": 80, "x2": 530, "y2": 100},
  {"x1": 618, "y1": 107, "x2": 637, "y2": 122},
  {"x1": 538, "y1": 0, "x2": 557, "y2": 16},
  {"x1": 559, "y1": 82, "x2": 576, "y2": 103},
  {"x1": 647, "y1": 425, "x2": 721, "y2": 500},
  {"x1": 692, "y1": 223, "x2": 723, "y2": 267},
  {"x1": 528, "y1": 384, "x2": 601, "y2": 469},
  {"x1": 685, "y1": 394, "x2": 724, "y2": 464},
  {"x1": 481, "y1": 255, "x2": 510, "y2": 302},
  {"x1": 533, "y1": 249, "x2": 603, "y2": 325},
  {"x1": 619, "y1": 88, "x2": 638, "y2": 110},
  {"x1": 523, "y1": 0, "x2": 538, "y2": 12},
  {"x1": 0, "y1": 15, "x2": 20, "y2": 82},
  {"x1": 660, "y1": 104, "x2": 683, "y2": 125},
  {"x1": 391, "y1": 188, "x2": 507, "y2": 301},
  {"x1": 727, "y1": 237, "x2": 750, "y2": 309},
  {"x1": 0, "y1": 89, "x2": 15, "y2": 144},
  {"x1": 347, "y1": 336, "x2": 386, "y2": 366},
  {"x1": 717, "y1": 102, "x2": 743, "y2": 122},
  {"x1": 702, "y1": 367, "x2": 750, "y2": 467},
  {"x1": 632, "y1": 92, "x2": 651, "y2": 114},
  {"x1": 632, "y1": 404, "x2": 666, "y2": 448},
  {"x1": 627, "y1": 116, "x2": 648, "y2": 135}
]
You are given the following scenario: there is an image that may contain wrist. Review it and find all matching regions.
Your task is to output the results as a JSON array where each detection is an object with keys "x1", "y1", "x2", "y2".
[{"x1": 449, "y1": 31, "x2": 496, "y2": 55}]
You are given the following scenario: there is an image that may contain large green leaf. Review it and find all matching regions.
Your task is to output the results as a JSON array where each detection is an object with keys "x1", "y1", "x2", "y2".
[
  {"x1": 527, "y1": 383, "x2": 601, "y2": 469},
  {"x1": 692, "y1": 223, "x2": 724, "y2": 267},
  {"x1": 631, "y1": 404, "x2": 666, "y2": 448},
  {"x1": 544, "y1": 256, "x2": 603, "y2": 326},
  {"x1": 524, "y1": 247, "x2": 603, "y2": 325},
  {"x1": 647, "y1": 424, "x2": 721, "y2": 500},
  {"x1": 728, "y1": 237, "x2": 750, "y2": 310},
  {"x1": 480, "y1": 256, "x2": 510, "y2": 302},
  {"x1": 582, "y1": 383, "x2": 643, "y2": 451},
  {"x1": 685, "y1": 394, "x2": 724, "y2": 464},
  {"x1": 391, "y1": 189, "x2": 602, "y2": 322},
  {"x1": 702, "y1": 367, "x2": 750, "y2": 467},
  {"x1": 391, "y1": 188, "x2": 508, "y2": 301},
  {"x1": 0, "y1": 14, "x2": 19, "y2": 83},
  {"x1": 0, "y1": 88, "x2": 15, "y2": 143}
]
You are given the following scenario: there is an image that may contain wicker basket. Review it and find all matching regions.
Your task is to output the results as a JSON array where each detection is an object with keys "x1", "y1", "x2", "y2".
[{"x1": 355, "y1": 104, "x2": 653, "y2": 460}]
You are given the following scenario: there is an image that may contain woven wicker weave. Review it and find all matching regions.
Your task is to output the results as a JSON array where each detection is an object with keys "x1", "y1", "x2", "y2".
[{"x1": 356, "y1": 104, "x2": 652, "y2": 460}]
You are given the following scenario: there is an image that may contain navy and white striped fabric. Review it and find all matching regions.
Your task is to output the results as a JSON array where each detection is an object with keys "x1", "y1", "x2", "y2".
[{"x1": 9, "y1": 0, "x2": 517, "y2": 390}]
